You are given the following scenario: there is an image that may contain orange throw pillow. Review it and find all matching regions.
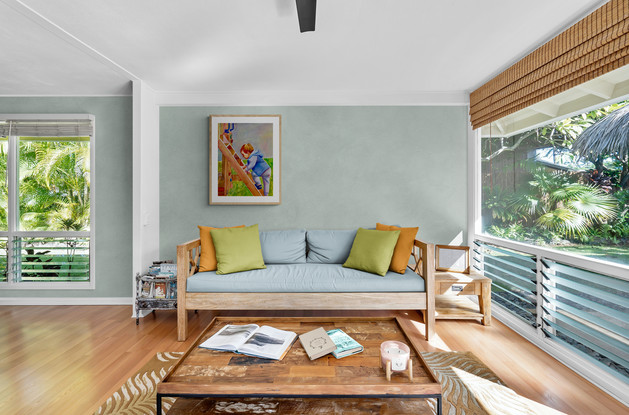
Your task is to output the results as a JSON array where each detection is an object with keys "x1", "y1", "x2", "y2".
[
  {"x1": 376, "y1": 223, "x2": 419, "y2": 274},
  {"x1": 198, "y1": 225, "x2": 245, "y2": 272}
]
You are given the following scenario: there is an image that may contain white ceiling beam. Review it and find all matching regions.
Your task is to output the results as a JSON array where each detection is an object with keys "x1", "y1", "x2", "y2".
[
  {"x1": 154, "y1": 90, "x2": 470, "y2": 107},
  {"x1": 0, "y1": 0, "x2": 139, "y2": 81},
  {"x1": 491, "y1": 119, "x2": 506, "y2": 135},
  {"x1": 577, "y1": 78, "x2": 615, "y2": 99},
  {"x1": 531, "y1": 101, "x2": 561, "y2": 117}
]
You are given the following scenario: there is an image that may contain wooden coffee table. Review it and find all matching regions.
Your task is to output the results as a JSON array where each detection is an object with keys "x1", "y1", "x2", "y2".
[{"x1": 157, "y1": 316, "x2": 442, "y2": 414}]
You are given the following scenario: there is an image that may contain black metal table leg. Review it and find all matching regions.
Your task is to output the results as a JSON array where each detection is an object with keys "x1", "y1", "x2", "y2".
[
  {"x1": 436, "y1": 395, "x2": 442, "y2": 415},
  {"x1": 156, "y1": 393, "x2": 162, "y2": 414}
]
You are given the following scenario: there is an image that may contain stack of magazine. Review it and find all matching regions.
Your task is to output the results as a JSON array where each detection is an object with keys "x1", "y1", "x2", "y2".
[
  {"x1": 199, "y1": 324, "x2": 297, "y2": 360},
  {"x1": 299, "y1": 327, "x2": 363, "y2": 360}
]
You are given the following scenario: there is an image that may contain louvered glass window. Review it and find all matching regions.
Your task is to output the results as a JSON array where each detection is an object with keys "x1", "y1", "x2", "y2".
[
  {"x1": 474, "y1": 242, "x2": 537, "y2": 326},
  {"x1": 541, "y1": 260, "x2": 629, "y2": 381}
]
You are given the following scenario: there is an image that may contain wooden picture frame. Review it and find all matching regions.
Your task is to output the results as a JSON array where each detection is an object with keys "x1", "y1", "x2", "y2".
[
  {"x1": 210, "y1": 115, "x2": 281, "y2": 205},
  {"x1": 435, "y1": 245, "x2": 470, "y2": 273}
]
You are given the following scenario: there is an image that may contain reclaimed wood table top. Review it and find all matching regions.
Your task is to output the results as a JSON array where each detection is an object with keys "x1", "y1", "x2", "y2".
[{"x1": 158, "y1": 316, "x2": 441, "y2": 399}]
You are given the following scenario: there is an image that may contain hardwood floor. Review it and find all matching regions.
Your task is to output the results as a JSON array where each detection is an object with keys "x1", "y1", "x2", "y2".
[{"x1": 0, "y1": 306, "x2": 626, "y2": 415}]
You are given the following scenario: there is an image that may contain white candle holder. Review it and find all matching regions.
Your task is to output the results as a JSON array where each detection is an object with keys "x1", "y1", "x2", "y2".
[{"x1": 380, "y1": 340, "x2": 412, "y2": 381}]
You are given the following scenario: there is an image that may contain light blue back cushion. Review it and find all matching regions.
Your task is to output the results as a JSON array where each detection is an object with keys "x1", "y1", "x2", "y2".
[
  {"x1": 306, "y1": 230, "x2": 357, "y2": 264},
  {"x1": 260, "y1": 229, "x2": 307, "y2": 264}
]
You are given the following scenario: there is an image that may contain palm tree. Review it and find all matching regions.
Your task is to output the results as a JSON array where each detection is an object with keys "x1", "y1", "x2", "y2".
[
  {"x1": 19, "y1": 140, "x2": 90, "y2": 231},
  {"x1": 16, "y1": 140, "x2": 90, "y2": 280},
  {"x1": 573, "y1": 104, "x2": 629, "y2": 189},
  {"x1": 509, "y1": 166, "x2": 617, "y2": 239}
]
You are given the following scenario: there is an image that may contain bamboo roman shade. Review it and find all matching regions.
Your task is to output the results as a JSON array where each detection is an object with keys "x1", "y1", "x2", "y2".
[
  {"x1": 470, "y1": 0, "x2": 629, "y2": 130},
  {"x1": 0, "y1": 119, "x2": 93, "y2": 137}
]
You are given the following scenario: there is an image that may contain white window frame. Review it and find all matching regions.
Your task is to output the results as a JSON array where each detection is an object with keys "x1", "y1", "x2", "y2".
[
  {"x1": 0, "y1": 114, "x2": 95, "y2": 290},
  {"x1": 469, "y1": 108, "x2": 629, "y2": 405}
]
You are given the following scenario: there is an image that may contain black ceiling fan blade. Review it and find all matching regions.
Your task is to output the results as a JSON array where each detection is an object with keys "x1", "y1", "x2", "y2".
[{"x1": 296, "y1": 0, "x2": 316, "y2": 32}]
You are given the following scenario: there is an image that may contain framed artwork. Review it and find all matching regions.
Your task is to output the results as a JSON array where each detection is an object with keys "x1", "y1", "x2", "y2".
[
  {"x1": 210, "y1": 115, "x2": 281, "y2": 205},
  {"x1": 435, "y1": 245, "x2": 470, "y2": 273}
]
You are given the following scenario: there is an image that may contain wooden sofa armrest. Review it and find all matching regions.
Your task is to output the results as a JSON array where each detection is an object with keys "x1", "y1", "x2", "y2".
[
  {"x1": 177, "y1": 238, "x2": 201, "y2": 341},
  {"x1": 177, "y1": 238, "x2": 201, "y2": 286},
  {"x1": 410, "y1": 239, "x2": 435, "y2": 280},
  {"x1": 411, "y1": 239, "x2": 436, "y2": 341}
]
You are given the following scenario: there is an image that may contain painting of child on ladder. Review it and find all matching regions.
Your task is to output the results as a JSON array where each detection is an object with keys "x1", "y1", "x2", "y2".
[{"x1": 210, "y1": 115, "x2": 281, "y2": 205}]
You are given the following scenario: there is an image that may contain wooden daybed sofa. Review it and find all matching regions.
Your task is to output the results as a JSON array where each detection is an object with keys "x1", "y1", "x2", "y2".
[{"x1": 176, "y1": 229, "x2": 435, "y2": 342}]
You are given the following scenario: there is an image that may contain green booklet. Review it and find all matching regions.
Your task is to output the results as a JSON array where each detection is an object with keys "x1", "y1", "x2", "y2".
[{"x1": 327, "y1": 328, "x2": 364, "y2": 359}]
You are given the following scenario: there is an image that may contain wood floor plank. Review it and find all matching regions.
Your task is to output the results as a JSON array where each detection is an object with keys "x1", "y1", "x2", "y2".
[{"x1": 0, "y1": 306, "x2": 626, "y2": 415}]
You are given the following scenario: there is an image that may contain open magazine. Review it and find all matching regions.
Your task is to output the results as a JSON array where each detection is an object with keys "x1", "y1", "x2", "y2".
[{"x1": 199, "y1": 324, "x2": 297, "y2": 360}]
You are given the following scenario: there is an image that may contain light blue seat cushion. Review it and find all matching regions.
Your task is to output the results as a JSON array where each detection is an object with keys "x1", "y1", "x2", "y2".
[
  {"x1": 306, "y1": 230, "x2": 357, "y2": 264},
  {"x1": 187, "y1": 264, "x2": 425, "y2": 293},
  {"x1": 260, "y1": 229, "x2": 306, "y2": 264}
]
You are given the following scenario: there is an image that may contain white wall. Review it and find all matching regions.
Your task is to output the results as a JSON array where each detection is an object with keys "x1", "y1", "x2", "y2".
[{"x1": 132, "y1": 81, "x2": 160, "y2": 314}]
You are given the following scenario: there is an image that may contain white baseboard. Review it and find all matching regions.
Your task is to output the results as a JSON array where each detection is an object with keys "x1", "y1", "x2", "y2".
[
  {"x1": 492, "y1": 303, "x2": 629, "y2": 408},
  {"x1": 133, "y1": 309, "x2": 153, "y2": 319},
  {"x1": 0, "y1": 297, "x2": 133, "y2": 305}
]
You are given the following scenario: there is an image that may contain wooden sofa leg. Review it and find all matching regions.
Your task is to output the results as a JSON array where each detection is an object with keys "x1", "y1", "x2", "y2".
[
  {"x1": 177, "y1": 307, "x2": 188, "y2": 342},
  {"x1": 425, "y1": 309, "x2": 435, "y2": 341}
]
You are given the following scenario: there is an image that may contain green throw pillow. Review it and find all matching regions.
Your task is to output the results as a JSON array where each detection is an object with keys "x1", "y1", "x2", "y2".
[
  {"x1": 210, "y1": 224, "x2": 266, "y2": 275},
  {"x1": 343, "y1": 228, "x2": 401, "y2": 276}
]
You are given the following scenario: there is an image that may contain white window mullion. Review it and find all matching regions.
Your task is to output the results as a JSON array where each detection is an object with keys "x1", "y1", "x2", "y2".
[
  {"x1": 7, "y1": 135, "x2": 17, "y2": 283},
  {"x1": 535, "y1": 255, "x2": 546, "y2": 336}
]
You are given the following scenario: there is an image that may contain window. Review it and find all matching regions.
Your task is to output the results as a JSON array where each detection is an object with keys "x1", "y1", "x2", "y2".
[
  {"x1": 481, "y1": 100, "x2": 629, "y2": 267},
  {"x1": 474, "y1": 94, "x2": 629, "y2": 397},
  {"x1": 0, "y1": 116, "x2": 94, "y2": 289}
]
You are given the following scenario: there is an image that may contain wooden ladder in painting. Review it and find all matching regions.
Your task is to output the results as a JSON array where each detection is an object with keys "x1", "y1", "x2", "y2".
[{"x1": 218, "y1": 137, "x2": 263, "y2": 197}]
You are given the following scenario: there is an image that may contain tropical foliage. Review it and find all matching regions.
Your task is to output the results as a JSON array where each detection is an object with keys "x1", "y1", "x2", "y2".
[
  {"x1": 573, "y1": 104, "x2": 629, "y2": 188},
  {"x1": 482, "y1": 101, "x2": 629, "y2": 264},
  {"x1": 0, "y1": 138, "x2": 90, "y2": 282},
  {"x1": 0, "y1": 139, "x2": 90, "y2": 231}
]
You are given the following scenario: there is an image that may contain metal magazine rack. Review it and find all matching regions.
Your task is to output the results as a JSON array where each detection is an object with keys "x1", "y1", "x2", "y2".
[{"x1": 135, "y1": 262, "x2": 177, "y2": 324}]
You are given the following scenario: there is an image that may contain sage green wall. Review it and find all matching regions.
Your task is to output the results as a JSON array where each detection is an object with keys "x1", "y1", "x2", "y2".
[
  {"x1": 160, "y1": 106, "x2": 469, "y2": 260},
  {"x1": 0, "y1": 97, "x2": 132, "y2": 298}
]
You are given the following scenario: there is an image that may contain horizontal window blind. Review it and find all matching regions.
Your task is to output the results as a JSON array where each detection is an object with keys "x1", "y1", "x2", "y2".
[
  {"x1": 0, "y1": 119, "x2": 93, "y2": 137},
  {"x1": 470, "y1": 0, "x2": 629, "y2": 130}
]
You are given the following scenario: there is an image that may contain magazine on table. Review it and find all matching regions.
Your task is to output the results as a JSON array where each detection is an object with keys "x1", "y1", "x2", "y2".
[
  {"x1": 199, "y1": 324, "x2": 297, "y2": 360},
  {"x1": 327, "y1": 328, "x2": 364, "y2": 359}
]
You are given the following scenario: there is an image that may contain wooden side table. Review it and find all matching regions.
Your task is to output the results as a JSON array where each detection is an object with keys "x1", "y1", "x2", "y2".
[{"x1": 434, "y1": 270, "x2": 491, "y2": 326}]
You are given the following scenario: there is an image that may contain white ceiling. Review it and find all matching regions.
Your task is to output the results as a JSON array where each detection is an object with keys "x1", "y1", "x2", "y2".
[{"x1": 0, "y1": 0, "x2": 609, "y2": 97}]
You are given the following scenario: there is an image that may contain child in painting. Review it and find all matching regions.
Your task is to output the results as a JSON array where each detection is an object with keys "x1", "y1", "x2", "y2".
[{"x1": 240, "y1": 143, "x2": 271, "y2": 196}]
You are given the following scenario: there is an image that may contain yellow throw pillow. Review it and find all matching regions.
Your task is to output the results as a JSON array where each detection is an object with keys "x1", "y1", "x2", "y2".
[
  {"x1": 376, "y1": 223, "x2": 419, "y2": 274},
  {"x1": 198, "y1": 225, "x2": 244, "y2": 272}
]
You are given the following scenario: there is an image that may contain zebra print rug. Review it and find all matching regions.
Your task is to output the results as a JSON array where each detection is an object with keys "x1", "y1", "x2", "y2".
[
  {"x1": 93, "y1": 352, "x2": 183, "y2": 415},
  {"x1": 94, "y1": 351, "x2": 563, "y2": 415},
  {"x1": 421, "y1": 351, "x2": 565, "y2": 415}
]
